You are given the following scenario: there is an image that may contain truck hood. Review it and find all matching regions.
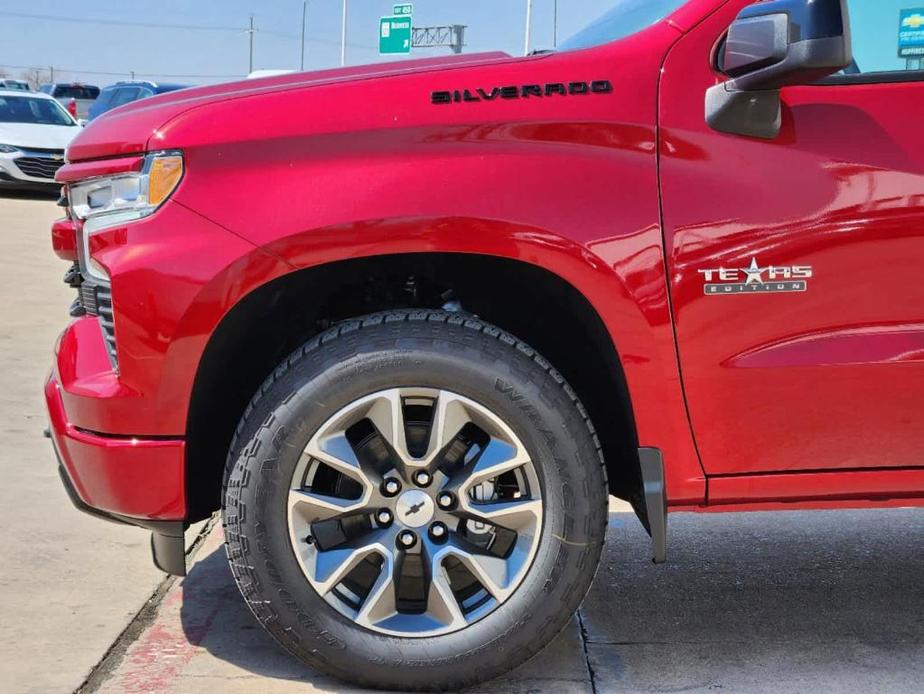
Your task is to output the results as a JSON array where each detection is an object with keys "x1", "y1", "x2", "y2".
[
  {"x1": 66, "y1": 52, "x2": 511, "y2": 162},
  {"x1": 0, "y1": 122, "x2": 80, "y2": 150}
]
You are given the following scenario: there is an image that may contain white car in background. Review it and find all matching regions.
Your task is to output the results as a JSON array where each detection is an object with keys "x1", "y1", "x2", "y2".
[
  {"x1": 0, "y1": 79, "x2": 31, "y2": 91},
  {"x1": 0, "y1": 89, "x2": 80, "y2": 191}
]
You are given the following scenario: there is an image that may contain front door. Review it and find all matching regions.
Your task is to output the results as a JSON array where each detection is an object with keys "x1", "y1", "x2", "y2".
[{"x1": 660, "y1": 0, "x2": 924, "y2": 478}]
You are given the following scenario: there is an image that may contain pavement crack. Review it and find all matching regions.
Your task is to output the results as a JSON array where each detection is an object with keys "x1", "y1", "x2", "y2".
[
  {"x1": 75, "y1": 515, "x2": 218, "y2": 693},
  {"x1": 576, "y1": 608, "x2": 598, "y2": 694}
]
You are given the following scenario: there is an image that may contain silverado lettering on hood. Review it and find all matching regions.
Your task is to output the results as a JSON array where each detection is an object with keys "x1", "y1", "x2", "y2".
[{"x1": 431, "y1": 79, "x2": 613, "y2": 104}]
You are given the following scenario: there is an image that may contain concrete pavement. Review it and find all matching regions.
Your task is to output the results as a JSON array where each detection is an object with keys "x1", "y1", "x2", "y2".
[
  {"x1": 93, "y1": 508, "x2": 924, "y2": 693},
  {"x1": 0, "y1": 191, "x2": 166, "y2": 694},
  {"x1": 1, "y1": 192, "x2": 923, "y2": 693},
  {"x1": 0, "y1": 192, "x2": 200, "y2": 694}
]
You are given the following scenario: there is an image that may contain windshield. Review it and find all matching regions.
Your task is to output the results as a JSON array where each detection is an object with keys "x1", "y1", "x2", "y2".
[
  {"x1": 53, "y1": 85, "x2": 100, "y2": 100},
  {"x1": 0, "y1": 96, "x2": 75, "y2": 125},
  {"x1": 559, "y1": 0, "x2": 689, "y2": 51}
]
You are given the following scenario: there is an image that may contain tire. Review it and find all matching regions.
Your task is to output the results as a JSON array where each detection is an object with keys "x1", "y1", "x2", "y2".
[{"x1": 222, "y1": 310, "x2": 608, "y2": 691}]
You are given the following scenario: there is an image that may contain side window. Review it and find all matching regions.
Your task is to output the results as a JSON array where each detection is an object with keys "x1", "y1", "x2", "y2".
[
  {"x1": 94, "y1": 88, "x2": 116, "y2": 110},
  {"x1": 832, "y1": 1, "x2": 924, "y2": 80},
  {"x1": 110, "y1": 87, "x2": 141, "y2": 108}
]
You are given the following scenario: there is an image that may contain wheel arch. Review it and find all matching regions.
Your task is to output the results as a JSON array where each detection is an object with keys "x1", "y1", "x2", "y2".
[{"x1": 184, "y1": 250, "x2": 648, "y2": 523}]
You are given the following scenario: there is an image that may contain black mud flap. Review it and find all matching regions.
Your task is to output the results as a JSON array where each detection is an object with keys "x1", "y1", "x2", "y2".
[
  {"x1": 637, "y1": 447, "x2": 667, "y2": 564},
  {"x1": 151, "y1": 525, "x2": 187, "y2": 576}
]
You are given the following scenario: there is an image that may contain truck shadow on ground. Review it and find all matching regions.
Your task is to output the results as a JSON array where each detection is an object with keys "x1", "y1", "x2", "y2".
[{"x1": 179, "y1": 509, "x2": 924, "y2": 692}]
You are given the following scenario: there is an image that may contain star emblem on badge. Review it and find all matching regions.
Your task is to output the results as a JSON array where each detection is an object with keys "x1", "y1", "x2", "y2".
[{"x1": 740, "y1": 257, "x2": 767, "y2": 285}]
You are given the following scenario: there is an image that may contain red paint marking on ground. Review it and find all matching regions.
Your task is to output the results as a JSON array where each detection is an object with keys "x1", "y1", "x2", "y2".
[{"x1": 99, "y1": 528, "x2": 226, "y2": 693}]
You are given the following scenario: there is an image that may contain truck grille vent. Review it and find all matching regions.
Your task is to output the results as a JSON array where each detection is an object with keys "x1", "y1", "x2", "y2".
[
  {"x1": 95, "y1": 287, "x2": 118, "y2": 367},
  {"x1": 79, "y1": 282, "x2": 98, "y2": 313},
  {"x1": 65, "y1": 263, "x2": 118, "y2": 369}
]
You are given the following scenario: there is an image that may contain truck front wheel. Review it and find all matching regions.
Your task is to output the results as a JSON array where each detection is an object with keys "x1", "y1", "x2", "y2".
[{"x1": 222, "y1": 310, "x2": 608, "y2": 690}]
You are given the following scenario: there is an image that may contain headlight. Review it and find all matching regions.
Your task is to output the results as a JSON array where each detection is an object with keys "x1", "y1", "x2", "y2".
[
  {"x1": 69, "y1": 150, "x2": 184, "y2": 282},
  {"x1": 69, "y1": 151, "x2": 184, "y2": 230},
  {"x1": 0, "y1": 143, "x2": 20, "y2": 154}
]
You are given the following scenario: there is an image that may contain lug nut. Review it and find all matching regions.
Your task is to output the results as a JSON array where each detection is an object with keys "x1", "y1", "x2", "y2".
[
  {"x1": 436, "y1": 491, "x2": 455, "y2": 510},
  {"x1": 382, "y1": 478, "x2": 401, "y2": 497},
  {"x1": 376, "y1": 509, "x2": 393, "y2": 526},
  {"x1": 397, "y1": 530, "x2": 417, "y2": 549},
  {"x1": 413, "y1": 470, "x2": 432, "y2": 487},
  {"x1": 429, "y1": 522, "x2": 448, "y2": 541}
]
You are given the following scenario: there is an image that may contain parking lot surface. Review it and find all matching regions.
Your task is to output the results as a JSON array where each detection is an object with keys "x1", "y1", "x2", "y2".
[
  {"x1": 0, "y1": 193, "x2": 202, "y2": 694},
  {"x1": 1, "y1": 192, "x2": 923, "y2": 693},
  {"x1": 90, "y1": 508, "x2": 924, "y2": 694}
]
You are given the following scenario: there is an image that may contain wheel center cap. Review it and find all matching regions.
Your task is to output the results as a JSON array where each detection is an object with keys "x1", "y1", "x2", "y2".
[{"x1": 395, "y1": 489, "x2": 434, "y2": 528}]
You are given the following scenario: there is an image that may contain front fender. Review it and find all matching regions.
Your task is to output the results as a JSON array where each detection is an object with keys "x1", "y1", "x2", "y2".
[
  {"x1": 157, "y1": 29, "x2": 705, "y2": 501},
  {"x1": 164, "y1": 210, "x2": 706, "y2": 505}
]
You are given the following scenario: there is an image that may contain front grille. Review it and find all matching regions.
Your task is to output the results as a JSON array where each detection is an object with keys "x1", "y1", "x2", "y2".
[
  {"x1": 15, "y1": 154, "x2": 65, "y2": 180},
  {"x1": 95, "y1": 287, "x2": 118, "y2": 366},
  {"x1": 78, "y1": 282, "x2": 98, "y2": 313},
  {"x1": 65, "y1": 262, "x2": 118, "y2": 369}
]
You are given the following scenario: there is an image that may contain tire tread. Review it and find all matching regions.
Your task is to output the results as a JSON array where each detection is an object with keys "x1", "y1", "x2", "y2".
[{"x1": 221, "y1": 310, "x2": 607, "y2": 691}]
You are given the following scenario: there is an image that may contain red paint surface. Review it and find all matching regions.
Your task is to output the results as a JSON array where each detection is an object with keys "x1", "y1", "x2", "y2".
[
  {"x1": 45, "y1": 376, "x2": 185, "y2": 520},
  {"x1": 726, "y1": 324, "x2": 924, "y2": 368},
  {"x1": 709, "y1": 468, "x2": 924, "y2": 506},
  {"x1": 47, "y1": 0, "x2": 924, "y2": 524},
  {"x1": 57, "y1": 154, "x2": 144, "y2": 182},
  {"x1": 661, "y1": 0, "x2": 924, "y2": 477},
  {"x1": 51, "y1": 217, "x2": 77, "y2": 261}
]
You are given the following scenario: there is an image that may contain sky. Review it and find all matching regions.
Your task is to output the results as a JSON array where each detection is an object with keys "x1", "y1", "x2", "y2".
[
  {"x1": 0, "y1": 0, "x2": 918, "y2": 87},
  {"x1": 0, "y1": 0, "x2": 617, "y2": 85}
]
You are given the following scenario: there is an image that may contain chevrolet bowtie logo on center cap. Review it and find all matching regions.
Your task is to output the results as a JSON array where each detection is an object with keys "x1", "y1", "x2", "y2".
[{"x1": 395, "y1": 490, "x2": 434, "y2": 527}]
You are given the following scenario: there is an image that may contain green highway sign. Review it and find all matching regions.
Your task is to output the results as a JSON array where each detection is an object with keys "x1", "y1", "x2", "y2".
[
  {"x1": 393, "y1": 3, "x2": 413, "y2": 16},
  {"x1": 379, "y1": 15, "x2": 412, "y2": 54}
]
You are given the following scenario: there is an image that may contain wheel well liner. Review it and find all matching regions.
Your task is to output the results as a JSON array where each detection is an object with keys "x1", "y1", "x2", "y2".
[{"x1": 185, "y1": 253, "x2": 644, "y2": 522}]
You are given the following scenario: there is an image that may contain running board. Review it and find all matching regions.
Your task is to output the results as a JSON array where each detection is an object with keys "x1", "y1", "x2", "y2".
[{"x1": 638, "y1": 447, "x2": 667, "y2": 564}]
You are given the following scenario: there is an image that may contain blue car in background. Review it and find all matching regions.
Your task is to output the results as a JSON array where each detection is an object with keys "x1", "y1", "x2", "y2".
[{"x1": 88, "y1": 81, "x2": 188, "y2": 121}]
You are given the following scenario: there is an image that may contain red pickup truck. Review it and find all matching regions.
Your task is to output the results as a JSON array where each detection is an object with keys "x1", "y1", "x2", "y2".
[{"x1": 46, "y1": 0, "x2": 923, "y2": 689}]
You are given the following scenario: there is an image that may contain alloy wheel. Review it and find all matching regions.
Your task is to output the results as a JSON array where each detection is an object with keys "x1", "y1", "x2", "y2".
[{"x1": 287, "y1": 387, "x2": 544, "y2": 637}]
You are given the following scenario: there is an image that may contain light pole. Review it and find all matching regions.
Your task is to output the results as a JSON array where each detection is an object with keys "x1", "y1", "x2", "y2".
[
  {"x1": 248, "y1": 14, "x2": 255, "y2": 74},
  {"x1": 300, "y1": 1, "x2": 308, "y2": 71},
  {"x1": 524, "y1": 0, "x2": 533, "y2": 55},
  {"x1": 341, "y1": 0, "x2": 348, "y2": 66},
  {"x1": 553, "y1": 0, "x2": 558, "y2": 48}
]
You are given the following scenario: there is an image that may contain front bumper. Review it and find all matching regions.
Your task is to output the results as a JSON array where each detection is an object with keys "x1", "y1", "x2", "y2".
[
  {"x1": 45, "y1": 166, "x2": 269, "y2": 575},
  {"x1": 0, "y1": 150, "x2": 65, "y2": 188},
  {"x1": 45, "y1": 375, "x2": 186, "y2": 520},
  {"x1": 46, "y1": 374, "x2": 188, "y2": 574}
]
